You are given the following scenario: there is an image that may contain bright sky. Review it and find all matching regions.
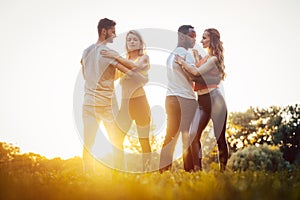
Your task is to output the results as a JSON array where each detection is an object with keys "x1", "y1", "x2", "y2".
[{"x1": 0, "y1": 0, "x2": 299, "y2": 159}]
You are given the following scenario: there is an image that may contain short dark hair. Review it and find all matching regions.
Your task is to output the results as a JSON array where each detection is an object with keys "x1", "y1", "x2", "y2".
[
  {"x1": 178, "y1": 25, "x2": 194, "y2": 35},
  {"x1": 97, "y1": 18, "x2": 116, "y2": 36}
]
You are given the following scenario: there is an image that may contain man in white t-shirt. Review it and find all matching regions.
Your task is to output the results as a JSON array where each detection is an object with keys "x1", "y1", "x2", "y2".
[
  {"x1": 81, "y1": 18, "x2": 131, "y2": 172},
  {"x1": 159, "y1": 25, "x2": 198, "y2": 172}
]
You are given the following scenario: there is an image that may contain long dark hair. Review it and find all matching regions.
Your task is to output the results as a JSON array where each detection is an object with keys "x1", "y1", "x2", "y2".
[{"x1": 205, "y1": 28, "x2": 226, "y2": 80}]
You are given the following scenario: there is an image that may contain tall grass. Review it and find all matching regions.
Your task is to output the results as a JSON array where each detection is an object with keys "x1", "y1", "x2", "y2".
[{"x1": 1, "y1": 156, "x2": 300, "y2": 200}]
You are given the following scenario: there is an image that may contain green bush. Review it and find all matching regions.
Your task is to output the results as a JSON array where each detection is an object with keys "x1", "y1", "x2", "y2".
[{"x1": 228, "y1": 144, "x2": 291, "y2": 171}]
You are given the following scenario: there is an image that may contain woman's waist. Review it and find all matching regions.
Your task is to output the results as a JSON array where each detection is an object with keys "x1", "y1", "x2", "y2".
[
  {"x1": 120, "y1": 70, "x2": 148, "y2": 79},
  {"x1": 197, "y1": 87, "x2": 224, "y2": 97},
  {"x1": 194, "y1": 83, "x2": 218, "y2": 91},
  {"x1": 122, "y1": 87, "x2": 146, "y2": 98},
  {"x1": 197, "y1": 87, "x2": 218, "y2": 96}
]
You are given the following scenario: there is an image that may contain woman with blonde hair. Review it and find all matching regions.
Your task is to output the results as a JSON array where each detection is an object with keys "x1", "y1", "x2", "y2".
[{"x1": 101, "y1": 30, "x2": 151, "y2": 172}]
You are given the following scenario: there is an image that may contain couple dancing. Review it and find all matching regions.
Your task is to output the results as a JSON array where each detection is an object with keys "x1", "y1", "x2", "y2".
[
  {"x1": 160, "y1": 25, "x2": 228, "y2": 172},
  {"x1": 80, "y1": 18, "x2": 151, "y2": 172},
  {"x1": 80, "y1": 18, "x2": 228, "y2": 173}
]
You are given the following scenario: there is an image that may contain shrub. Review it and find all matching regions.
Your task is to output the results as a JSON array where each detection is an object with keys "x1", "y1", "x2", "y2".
[{"x1": 228, "y1": 144, "x2": 291, "y2": 171}]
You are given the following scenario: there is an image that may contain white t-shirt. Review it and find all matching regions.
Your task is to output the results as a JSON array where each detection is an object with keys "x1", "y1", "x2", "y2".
[
  {"x1": 81, "y1": 44, "x2": 118, "y2": 106},
  {"x1": 166, "y1": 47, "x2": 196, "y2": 99}
]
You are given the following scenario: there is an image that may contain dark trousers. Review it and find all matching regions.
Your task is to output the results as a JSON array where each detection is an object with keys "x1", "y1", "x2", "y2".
[
  {"x1": 115, "y1": 95, "x2": 151, "y2": 171},
  {"x1": 189, "y1": 88, "x2": 229, "y2": 171},
  {"x1": 159, "y1": 96, "x2": 198, "y2": 172}
]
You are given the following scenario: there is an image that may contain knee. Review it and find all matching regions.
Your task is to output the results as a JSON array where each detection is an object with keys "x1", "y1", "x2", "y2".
[{"x1": 136, "y1": 116, "x2": 150, "y2": 128}]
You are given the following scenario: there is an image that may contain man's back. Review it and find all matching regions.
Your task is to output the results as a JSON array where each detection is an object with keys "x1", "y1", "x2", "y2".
[{"x1": 81, "y1": 44, "x2": 117, "y2": 106}]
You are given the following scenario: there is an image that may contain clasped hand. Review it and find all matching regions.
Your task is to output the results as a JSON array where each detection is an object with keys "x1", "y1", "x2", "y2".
[{"x1": 174, "y1": 55, "x2": 186, "y2": 66}]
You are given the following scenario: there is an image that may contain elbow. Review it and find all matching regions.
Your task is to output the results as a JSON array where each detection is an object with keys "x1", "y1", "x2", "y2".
[{"x1": 192, "y1": 69, "x2": 200, "y2": 76}]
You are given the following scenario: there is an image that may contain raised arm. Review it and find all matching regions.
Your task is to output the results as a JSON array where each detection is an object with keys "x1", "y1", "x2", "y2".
[
  {"x1": 101, "y1": 50, "x2": 149, "y2": 70},
  {"x1": 114, "y1": 62, "x2": 133, "y2": 75},
  {"x1": 175, "y1": 55, "x2": 220, "y2": 85},
  {"x1": 117, "y1": 54, "x2": 149, "y2": 71},
  {"x1": 113, "y1": 60, "x2": 148, "y2": 85},
  {"x1": 184, "y1": 70, "x2": 221, "y2": 85},
  {"x1": 178, "y1": 56, "x2": 218, "y2": 76},
  {"x1": 192, "y1": 49, "x2": 203, "y2": 67}
]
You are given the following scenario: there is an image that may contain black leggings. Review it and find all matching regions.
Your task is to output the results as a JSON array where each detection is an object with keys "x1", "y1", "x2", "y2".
[
  {"x1": 189, "y1": 88, "x2": 229, "y2": 170},
  {"x1": 115, "y1": 95, "x2": 151, "y2": 171}
]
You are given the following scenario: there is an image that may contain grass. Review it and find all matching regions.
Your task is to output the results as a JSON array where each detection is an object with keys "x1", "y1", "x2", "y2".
[{"x1": 1, "y1": 157, "x2": 300, "y2": 200}]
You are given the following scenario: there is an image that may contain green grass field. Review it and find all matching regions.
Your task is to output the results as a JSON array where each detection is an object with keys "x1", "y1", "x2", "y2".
[{"x1": 1, "y1": 157, "x2": 300, "y2": 200}]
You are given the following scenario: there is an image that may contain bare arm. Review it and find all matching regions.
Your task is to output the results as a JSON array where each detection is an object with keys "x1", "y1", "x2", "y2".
[
  {"x1": 101, "y1": 50, "x2": 149, "y2": 70},
  {"x1": 175, "y1": 55, "x2": 199, "y2": 76},
  {"x1": 117, "y1": 54, "x2": 149, "y2": 71},
  {"x1": 175, "y1": 55, "x2": 220, "y2": 85},
  {"x1": 114, "y1": 62, "x2": 133, "y2": 75},
  {"x1": 114, "y1": 62, "x2": 148, "y2": 84},
  {"x1": 192, "y1": 49, "x2": 203, "y2": 67},
  {"x1": 179, "y1": 56, "x2": 218, "y2": 76},
  {"x1": 184, "y1": 69, "x2": 221, "y2": 85}
]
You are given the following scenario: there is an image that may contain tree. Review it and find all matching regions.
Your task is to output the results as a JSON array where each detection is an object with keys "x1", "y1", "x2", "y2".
[
  {"x1": 226, "y1": 104, "x2": 300, "y2": 164},
  {"x1": 273, "y1": 104, "x2": 300, "y2": 164},
  {"x1": 226, "y1": 107, "x2": 258, "y2": 152}
]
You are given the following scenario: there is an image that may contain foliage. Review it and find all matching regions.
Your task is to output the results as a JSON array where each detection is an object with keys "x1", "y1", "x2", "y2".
[
  {"x1": 228, "y1": 144, "x2": 291, "y2": 171},
  {"x1": 226, "y1": 106, "x2": 278, "y2": 151},
  {"x1": 272, "y1": 104, "x2": 300, "y2": 164},
  {"x1": 226, "y1": 104, "x2": 300, "y2": 164},
  {"x1": 2, "y1": 142, "x2": 300, "y2": 200}
]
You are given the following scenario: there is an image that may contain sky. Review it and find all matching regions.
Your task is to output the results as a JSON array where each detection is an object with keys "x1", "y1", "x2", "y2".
[{"x1": 0, "y1": 0, "x2": 299, "y2": 159}]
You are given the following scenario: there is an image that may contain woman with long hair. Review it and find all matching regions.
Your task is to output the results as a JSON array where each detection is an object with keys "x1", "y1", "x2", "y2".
[
  {"x1": 176, "y1": 28, "x2": 229, "y2": 172},
  {"x1": 101, "y1": 30, "x2": 151, "y2": 172}
]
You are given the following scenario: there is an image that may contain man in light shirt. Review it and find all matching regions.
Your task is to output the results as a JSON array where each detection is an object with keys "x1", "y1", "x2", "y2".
[
  {"x1": 81, "y1": 18, "x2": 131, "y2": 172},
  {"x1": 159, "y1": 25, "x2": 198, "y2": 172}
]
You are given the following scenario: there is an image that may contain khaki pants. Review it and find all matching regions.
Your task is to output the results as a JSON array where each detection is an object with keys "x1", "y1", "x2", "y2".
[{"x1": 82, "y1": 104, "x2": 125, "y2": 172}]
